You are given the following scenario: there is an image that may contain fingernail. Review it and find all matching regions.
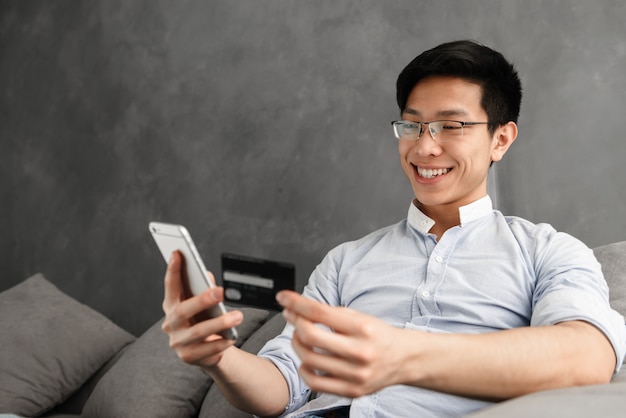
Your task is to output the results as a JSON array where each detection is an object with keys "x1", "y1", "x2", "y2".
[
  {"x1": 275, "y1": 291, "x2": 285, "y2": 305},
  {"x1": 209, "y1": 287, "x2": 222, "y2": 301},
  {"x1": 230, "y1": 310, "x2": 244, "y2": 324},
  {"x1": 282, "y1": 309, "x2": 295, "y2": 324}
]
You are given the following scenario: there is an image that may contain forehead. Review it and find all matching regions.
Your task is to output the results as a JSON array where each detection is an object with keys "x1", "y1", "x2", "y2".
[{"x1": 403, "y1": 76, "x2": 485, "y2": 119}]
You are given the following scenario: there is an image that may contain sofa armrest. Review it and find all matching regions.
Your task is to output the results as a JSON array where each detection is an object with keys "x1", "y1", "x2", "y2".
[
  {"x1": 594, "y1": 240, "x2": 626, "y2": 318},
  {"x1": 465, "y1": 369, "x2": 626, "y2": 417}
]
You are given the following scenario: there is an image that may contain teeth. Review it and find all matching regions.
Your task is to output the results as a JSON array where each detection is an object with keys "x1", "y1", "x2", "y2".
[{"x1": 417, "y1": 167, "x2": 450, "y2": 179}]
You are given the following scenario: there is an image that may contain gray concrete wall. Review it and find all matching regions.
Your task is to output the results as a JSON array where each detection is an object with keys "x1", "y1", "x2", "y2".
[{"x1": 2, "y1": 0, "x2": 625, "y2": 335}]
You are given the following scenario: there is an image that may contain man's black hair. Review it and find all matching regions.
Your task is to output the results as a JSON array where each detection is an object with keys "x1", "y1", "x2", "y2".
[{"x1": 396, "y1": 40, "x2": 522, "y2": 134}]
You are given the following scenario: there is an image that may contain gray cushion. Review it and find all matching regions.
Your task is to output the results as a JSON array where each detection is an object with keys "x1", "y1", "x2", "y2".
[
  {"x1": 82, "y1": 307, "x2": 271, "y2": 418},
  {"x1": 45, "y1": 342, "x2": 133, "y2": 415},
  {"x1": 0, "y1": 274, "x2": 135, "y2": 417},
  {"x1": 465, "y1": 369, "x2": 626, "y2": 418},
  {"x1": 594, "y1": 240, "x2": 626, "y2": 318}
]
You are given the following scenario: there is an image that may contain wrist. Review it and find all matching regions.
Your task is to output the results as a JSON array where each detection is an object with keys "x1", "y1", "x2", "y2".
[
  {"x1": 395, "y1": 329, "x2": 437, "y2": 387},
  {"x1": 200, "y1": 345, "x2": 236, "y2": 379}
]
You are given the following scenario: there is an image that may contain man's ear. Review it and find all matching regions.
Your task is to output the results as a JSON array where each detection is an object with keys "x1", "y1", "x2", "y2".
[{"x1": 490, "y1": 121, "x2": 518, "y2": 162}]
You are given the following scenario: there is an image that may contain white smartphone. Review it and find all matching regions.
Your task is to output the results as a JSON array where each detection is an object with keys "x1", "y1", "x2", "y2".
[{"x1": 149, "y1": 222, "x2": 238, "y2": 340}]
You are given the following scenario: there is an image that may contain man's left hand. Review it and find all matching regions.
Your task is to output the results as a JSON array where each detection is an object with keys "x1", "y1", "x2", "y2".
[{"x1": 276, "y1": 290, "x2": 409, "y2": 398}]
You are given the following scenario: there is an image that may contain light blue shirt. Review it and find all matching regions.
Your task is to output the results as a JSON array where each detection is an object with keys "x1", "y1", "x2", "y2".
[{"x1": 258, "y1": 196, "x2": 626, "y2": 418}]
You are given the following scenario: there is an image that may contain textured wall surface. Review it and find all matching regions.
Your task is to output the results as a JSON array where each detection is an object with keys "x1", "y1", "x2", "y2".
[{"x1": 2, "y1": 0, "x2": 625, "y2": 335}]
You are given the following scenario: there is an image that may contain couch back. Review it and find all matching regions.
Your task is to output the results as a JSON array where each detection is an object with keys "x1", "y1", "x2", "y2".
[{"x1": 594, "y1": 241, "x2": 626, "y2": 318}]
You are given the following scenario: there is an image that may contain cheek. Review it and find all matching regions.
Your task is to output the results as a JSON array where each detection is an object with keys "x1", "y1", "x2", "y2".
[
  {"x1": 462, "y1": 142, "x2": 494, "y2": 165},
  {"x1": 398, "y1": 143, "x2": 410, "y2": 163}
]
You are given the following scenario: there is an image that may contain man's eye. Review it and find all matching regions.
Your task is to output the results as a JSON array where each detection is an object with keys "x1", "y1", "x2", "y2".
[
  {"x1": 404, "y1": 123, "x2": 419, "y2": 130},
  {"x1": 442, "y1": 122, "x2": 462, "y2": 130}
]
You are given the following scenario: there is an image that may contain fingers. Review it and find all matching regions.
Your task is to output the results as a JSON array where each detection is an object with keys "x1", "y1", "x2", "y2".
[
  {"x1": 175, "y1": 335, "x2": 236, "y2": 365},
  {"x1": 168, "y1": 309, "x2": 243, "y2": 348},
  {"x1": 162, "y1": 250, "x2": 223, "y2": 329},
  {"x1": 161, "y1": 250, "x2": 244, "y2": 367},
  {"x1": 277, "y1": 290, "x2": 334, "y2": 335},
  {"x1": 277, "y1": 291, "x2": 399, "y2": 397},
  {"x1": 279, "y1": 293, "x2": 375, "y2": 366},
  {"x1": 163, "y1": 302, "x2": 244, "y2": 367},
  {"x1": 277, "y1": 290, "x2": 330, "y2": 321},
  {"x1": 277, "y1": 291, "x2": 369, "y2": 336},
  {"x1": 283, "y1": 309, "x2": 351, "y2": 356},
  {"x1": 163, "y1": 250, "x2": 183, "y2": 310},
  {"x1": 289, "y1": 317, "x2": 380, "y2": 398},
  {"x1": 162, "y1": 286, "x2": 225, "y2": 332},
  {"x1": 166, "y1": 311, "x2": 243, "y2": 366}
]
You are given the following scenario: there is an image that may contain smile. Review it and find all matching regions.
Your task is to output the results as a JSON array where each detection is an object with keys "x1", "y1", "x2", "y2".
[{"x1": 416, "y1": 166, "x2": 451, "y2": 179}]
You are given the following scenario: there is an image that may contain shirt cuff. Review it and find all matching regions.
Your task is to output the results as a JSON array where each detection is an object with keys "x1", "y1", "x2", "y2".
[{"x1": 531, "y1": 288, "x2": 626, "y2": 372}]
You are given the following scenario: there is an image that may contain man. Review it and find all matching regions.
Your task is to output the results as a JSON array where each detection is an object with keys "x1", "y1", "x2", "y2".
[{"x1": 162, "y1": 40, "x2": 626, "y2": 417}]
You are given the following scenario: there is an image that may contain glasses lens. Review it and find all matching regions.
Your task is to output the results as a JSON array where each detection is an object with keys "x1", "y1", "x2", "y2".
[
  {"x1": 393, "y1": 121, "x2": 421, "y2": 140},
  {"x1": 433, "y1": 121, "x2": 463, "y2": 141}
]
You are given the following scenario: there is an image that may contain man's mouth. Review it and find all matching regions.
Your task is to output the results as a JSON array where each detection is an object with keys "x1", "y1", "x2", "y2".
[{"x1": 415, "y1": 166, "x2": 451, "y2": 179}]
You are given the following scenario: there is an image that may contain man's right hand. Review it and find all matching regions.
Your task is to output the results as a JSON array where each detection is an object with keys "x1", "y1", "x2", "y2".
[
  {"x1": 161, "y1": 250, "x2": 290, "y2": 417},
  {"x1": 161, "y1": 250, "x2": 244, "y2": 368}
]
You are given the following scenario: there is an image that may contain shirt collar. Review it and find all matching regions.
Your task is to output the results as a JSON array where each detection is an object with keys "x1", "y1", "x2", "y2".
[{"x1": 407, "y1": 195, "x2": 494, "y2": 234}]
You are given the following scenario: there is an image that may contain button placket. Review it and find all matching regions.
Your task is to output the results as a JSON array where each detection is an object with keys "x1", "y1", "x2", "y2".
[{"x1": 418, "y1": 248, "x2": 449, "y2": 314}]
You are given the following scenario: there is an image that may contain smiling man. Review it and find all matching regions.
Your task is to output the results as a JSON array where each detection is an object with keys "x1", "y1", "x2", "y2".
[
  {"x1": 161, "y1": 40, "x2": 626, "y2": 417},
  {"x1": 395, "y1": 75, "x2": 516, "y2": 239}
]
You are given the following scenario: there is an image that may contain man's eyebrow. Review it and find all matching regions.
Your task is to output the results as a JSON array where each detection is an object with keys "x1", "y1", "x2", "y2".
[
  {"x1": 402, "y1": 108, "x2": 421, "y2": 117},
  {"x1": 402, "y1": 108, "x2": 470, "y2": 119}
]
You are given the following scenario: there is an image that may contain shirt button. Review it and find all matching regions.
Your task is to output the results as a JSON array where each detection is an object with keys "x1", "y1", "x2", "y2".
[
  {"x1": 421, "y1": 290, "x2": 430, "y2": 298},
  {"x1": 435, "y1": 256, "x2": 443, "y2": 263},
  {"x1": 420, "y1": 220, "x2": 428, "y2": 226}
]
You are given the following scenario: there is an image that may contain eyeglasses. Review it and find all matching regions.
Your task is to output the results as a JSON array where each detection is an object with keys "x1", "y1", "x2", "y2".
[{"x1": 391, "y1": 120, "x2": 489, "y2": 142}]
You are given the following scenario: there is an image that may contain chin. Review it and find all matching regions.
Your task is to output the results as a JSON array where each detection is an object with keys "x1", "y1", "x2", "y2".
[{"x1": 412, "y1": 194, "x2": 448, "y2": 208}]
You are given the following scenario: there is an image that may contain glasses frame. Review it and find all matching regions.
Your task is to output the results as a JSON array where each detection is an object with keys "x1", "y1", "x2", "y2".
[{"x1": 391, "y1": 120, "x2": 489, "y2": 141}]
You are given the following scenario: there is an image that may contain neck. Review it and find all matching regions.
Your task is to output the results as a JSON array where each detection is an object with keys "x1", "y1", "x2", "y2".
[
  {"x1": 415, "y1": 194, "x2": 488, "y2": 240},
  {"x1": 414, "y1": 201, "x2": 458, "y2": 240}
]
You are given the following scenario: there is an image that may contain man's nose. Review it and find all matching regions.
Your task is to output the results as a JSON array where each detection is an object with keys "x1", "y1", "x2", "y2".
[{"x1": 411, "y1": 129, "x2": 442, "y2": 156}]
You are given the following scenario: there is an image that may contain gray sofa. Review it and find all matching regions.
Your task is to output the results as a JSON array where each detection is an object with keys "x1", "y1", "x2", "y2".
[{"x1": 1, "y1": 240, "x2": 625, "y2": 418}]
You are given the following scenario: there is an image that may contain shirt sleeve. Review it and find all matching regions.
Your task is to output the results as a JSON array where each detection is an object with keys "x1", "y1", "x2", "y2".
[
  {"x1": 255, "y1": 323, "x2": 308, "y2": 416},
  {"x1": 530, "y1": 226, "x2": 626, "y2": 372}
]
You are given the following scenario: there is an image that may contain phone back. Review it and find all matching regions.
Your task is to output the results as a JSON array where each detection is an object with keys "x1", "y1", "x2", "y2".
[{"x1": 149, "y1": 222, "x2": 211, "y2": 296}]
